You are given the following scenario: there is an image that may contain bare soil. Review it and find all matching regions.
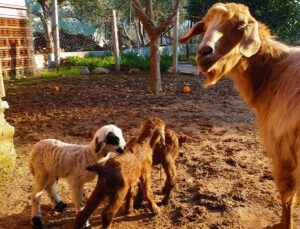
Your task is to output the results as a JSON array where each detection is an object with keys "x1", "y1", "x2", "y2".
[{"x1": 1, "y1": 72, "x2": 299, "y2": 229}]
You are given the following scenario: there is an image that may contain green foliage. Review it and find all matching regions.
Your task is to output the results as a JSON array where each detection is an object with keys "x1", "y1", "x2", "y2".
[
  {"x1": 185, "y1": 0, "x2": 300, "y2": 44},
  {"x1": 41, "y1": 67, "x2": 80, "y2": 77},
  {"x1": 62, "y1": 53, "x2": 173, "y2": 71}
]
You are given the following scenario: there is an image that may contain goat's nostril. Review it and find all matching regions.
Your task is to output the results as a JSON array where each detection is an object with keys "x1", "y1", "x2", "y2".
[{"x1": 198, "y1": 45, "x2": 213, "y2": 57}]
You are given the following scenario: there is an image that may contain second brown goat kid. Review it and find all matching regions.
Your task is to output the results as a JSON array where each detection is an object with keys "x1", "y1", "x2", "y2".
[
  {"x1": 129, "y1": 127, "x2": 186, "y2": 206},
  {"x1": 74, "y1": 117, "x2": 166, "y2": 229}
]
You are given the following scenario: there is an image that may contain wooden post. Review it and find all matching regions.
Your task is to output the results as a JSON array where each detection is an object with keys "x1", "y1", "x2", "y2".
[
  {"x1": 172, "y1": 4, "x2": 179, "y2": 74},
  {"x1": 52, "y1": 0, "x2": 60, "y2": 67},
  {"x1": 111, "y1": 10, "x2": 120, "y2": 71}
]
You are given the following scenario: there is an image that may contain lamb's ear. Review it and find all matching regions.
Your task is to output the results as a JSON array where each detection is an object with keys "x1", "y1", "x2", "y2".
[
  {"x1": 179, "y1": 21, "x2": 205, "y2": 44},
  {"x1": 95, "y1": 137, "x2": 105, "y2": 153},
  {"x1": 240, "y1": 20, "x2": 261, "y2": 57}
]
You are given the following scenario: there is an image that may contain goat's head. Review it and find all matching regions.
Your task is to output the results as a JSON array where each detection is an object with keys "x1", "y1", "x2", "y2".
[
  {"x1": 180, "y1": 3, "x2": 261, "y2": 86},
  {"x1": 139, "y1": 117, "x2": 166, "y2": 147},
  {"x1": 91, "y1": 124, "x2": 126, "y2": 159}
]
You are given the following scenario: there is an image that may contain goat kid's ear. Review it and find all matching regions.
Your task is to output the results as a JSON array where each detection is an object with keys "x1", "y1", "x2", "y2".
[
  {"x1": 240, "y1": 20, "x2": 261, "y2": 57},
  {"x1": 179, "y1": 21, "x2": 205, "y2": 44},
  {"x1": 86, "y1": 164, "x2": 101, "y2": 173},
  {"x1": 159, "y1": 128, "x2": 166, "y2": 146}
]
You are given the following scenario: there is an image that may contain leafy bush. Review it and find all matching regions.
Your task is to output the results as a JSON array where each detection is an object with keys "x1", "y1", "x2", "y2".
[
  {"x1": 62, "y1": 53, "x2": 173, "y2": 71},
  {"x1": 41, "y1": 67, "x2": 80, "y2": 77}
]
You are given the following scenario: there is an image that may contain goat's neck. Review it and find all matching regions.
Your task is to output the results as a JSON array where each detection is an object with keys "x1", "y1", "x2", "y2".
[{"x1": 230, "y1": 36, "x2": 288, "y2": 110}]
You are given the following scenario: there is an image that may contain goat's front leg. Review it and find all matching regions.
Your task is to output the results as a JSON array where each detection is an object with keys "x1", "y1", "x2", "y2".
[
  {"x1": 140, "y1": 171, "x2": 160, "y2": 214},
  {"x1": 74, "y1": 180, "x2": 104, "y2": 229},
  {"x1": 270, "y1": 158, "x2": 296, "y2": 229}
]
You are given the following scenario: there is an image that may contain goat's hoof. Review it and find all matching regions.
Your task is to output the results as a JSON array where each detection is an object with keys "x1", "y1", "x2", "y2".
[
  {"x1": 32, "y1": 216, "x2": 43, "y2": 229},
  {"x1": 54, "y1": 201, "x2": 68, "y2": 212},
  {"x1": 265, "y1": 223, "x2": 290, "y2": 229}
]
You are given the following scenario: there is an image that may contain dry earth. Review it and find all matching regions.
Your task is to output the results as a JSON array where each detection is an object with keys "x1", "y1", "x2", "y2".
[{"x1": 0, "y1": 72, "x2": 299, "y2": 229}]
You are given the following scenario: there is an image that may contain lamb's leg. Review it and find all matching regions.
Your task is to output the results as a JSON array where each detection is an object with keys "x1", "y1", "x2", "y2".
[
  {"x1": 31, "y1": 175, "x2": 47, "y2": 229},
  {"x1": 271, "y1": 159, "x2": 296, "y2": 229},
  {"x1": 45, "y1": 179, "x2": 67, "y2": 212},
  {"x1": 69, "y1": 180, "x2": 84, "y2": 213},
  {"x1": 102, "y1": 189, "x2": 128, "y2": 229},
  {"x1": 161, "y1": 159, "x2": 176, "y2": 205},
  {"x1": 74, "y1": 180, "x2": 104, "y2": 229},
  {"x1": 140, "y1": 172, "x2": 160, "y2": 214}
]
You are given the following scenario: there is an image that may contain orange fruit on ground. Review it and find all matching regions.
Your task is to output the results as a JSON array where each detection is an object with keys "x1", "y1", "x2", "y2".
[
  {"x1": 52, "y1": 85, "x2": 60, "y2": 92},
  {"x1": 182, "y1": 85, "x2": 191, "y2": 93}
]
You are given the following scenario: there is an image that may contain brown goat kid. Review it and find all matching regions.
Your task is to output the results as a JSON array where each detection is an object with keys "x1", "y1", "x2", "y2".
[
  {"x1": 130, "y1": 128, "x2": 186, "y2": 206},
  {"x1": 180, "y1": 3, "x2": 300, "y2": 229},
  {"x1": 74, "y1": 117, "x2": 166, "y2": 229}
]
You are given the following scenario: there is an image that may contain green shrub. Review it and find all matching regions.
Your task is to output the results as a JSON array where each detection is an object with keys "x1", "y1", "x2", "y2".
[
  {"x1": 62, "y1": 53, "x2": 173, "y2": 71},
  {"x1": 41, "y1": 67, "x2": 80, "y2": 77}
]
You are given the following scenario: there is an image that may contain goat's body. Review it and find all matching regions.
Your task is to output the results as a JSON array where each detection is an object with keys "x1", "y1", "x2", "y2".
[
  {"x1": 230, "y1": 32, "x2": 300, "y2": 229},
  {"x1": 179, "y1": 3, "x2": 300, "y2": 227}
]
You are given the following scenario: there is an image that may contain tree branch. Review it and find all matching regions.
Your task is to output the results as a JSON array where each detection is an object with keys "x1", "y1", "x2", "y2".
[
  {"x1": 130, "y1": 0, "x2": 156, "y2": 33},
  {"x1": 155, "y1": 0, "x2": 180, "y2": 35}
]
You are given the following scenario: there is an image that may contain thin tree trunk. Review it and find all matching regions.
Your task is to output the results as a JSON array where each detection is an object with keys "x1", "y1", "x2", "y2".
[{"x1": 150, "y1": 38, "x2": 161, "y2": 92}]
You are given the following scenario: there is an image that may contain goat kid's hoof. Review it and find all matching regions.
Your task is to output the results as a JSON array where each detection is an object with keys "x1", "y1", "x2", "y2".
[
  {"x1": 152, "y1": 206, "x2": 161, "y2": 215},
  {"x1": 54, "y1": 201, "x2": 68, "y2": 212},
  {"x1": 32, "y1": 216, "x2": 43, "y2": 229}
]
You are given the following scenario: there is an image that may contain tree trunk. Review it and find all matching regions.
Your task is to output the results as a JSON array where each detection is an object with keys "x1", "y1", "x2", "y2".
[{"x1": 150, "y1": 38, "x2": 161, "y2": 92}]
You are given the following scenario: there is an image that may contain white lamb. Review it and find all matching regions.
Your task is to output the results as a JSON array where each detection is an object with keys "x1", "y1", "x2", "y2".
[{"x1": 29, "y1": 124, "x2": 126, "y2": 228}]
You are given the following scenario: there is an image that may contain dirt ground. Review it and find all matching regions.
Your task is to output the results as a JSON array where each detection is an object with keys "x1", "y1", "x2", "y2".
[{"x1": 1, "y1": 72, "x2": 300, "y2": 229}]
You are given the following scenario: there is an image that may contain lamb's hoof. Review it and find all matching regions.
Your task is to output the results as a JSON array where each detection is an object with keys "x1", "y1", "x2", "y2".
[
  {"x1": 32, "y1": 216, "x2": 43, "y2": 229},
  {"x1": 54, "y1": 201, "x2": 68, "y2": 212}
]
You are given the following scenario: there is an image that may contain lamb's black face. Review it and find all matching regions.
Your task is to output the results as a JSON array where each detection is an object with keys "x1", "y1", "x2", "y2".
[
  {"x1": 106, "y1": 132, "x2": 120, "y2": 145},
  {"x1": 106, "y1": 132, "x2": 126, "y2": 153}
]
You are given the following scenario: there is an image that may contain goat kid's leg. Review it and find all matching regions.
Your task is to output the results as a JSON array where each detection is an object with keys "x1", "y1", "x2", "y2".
[
  {"x1": 45, "y1": 179, "x2": 67, "y2": 213},
  {"x1": 74, "y1": 181, "x2": 103, "y2": 229},
  {"x1": 125, "y1": 186, "x2": 135, "y2": 214},
  {"x1": 161, "y1": 160, "x2": 176, "y2": 205},
  {"x1": 102, "y1": 189, "x2": 128, "y2": 229},
  {"x1": 133, "y1": 183, "x2": 144, "y2": 209},
  {"x1": 69, "y1": 180, "x2": 84, "y2": 213},
  {"x1": 141, "y1": 172, "x2": 160, "y2": 214}
]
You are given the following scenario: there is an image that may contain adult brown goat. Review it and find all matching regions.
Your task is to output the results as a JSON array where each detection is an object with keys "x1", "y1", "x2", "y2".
[
  {"x1": 180, "y1": 3, "x2": 300, "y2": 229},
  {"x1": 74, "y1": 117, "x2": 165, "y2": 229}
]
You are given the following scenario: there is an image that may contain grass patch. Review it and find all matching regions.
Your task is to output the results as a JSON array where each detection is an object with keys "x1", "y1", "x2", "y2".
[
  {"x1": 40, "y1": 67, "x2": 80, "y2": 78},
  {"x1": 62, "y1": 53, "x2": 173, "y2": 71}
]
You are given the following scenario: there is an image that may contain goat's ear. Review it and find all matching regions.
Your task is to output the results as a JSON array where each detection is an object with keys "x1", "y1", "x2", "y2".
[
  {"x1": 240, "y1": 20, "x2": 261, "y2": 57},
  {"x1": 179, "y1": 21, "x2": 205, "y2": 44}
]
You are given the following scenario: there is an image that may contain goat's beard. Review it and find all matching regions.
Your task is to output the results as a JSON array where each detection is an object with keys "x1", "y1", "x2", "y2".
[{"x1": 198, "y1": 52, "x2": 241, "y2": 87}]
